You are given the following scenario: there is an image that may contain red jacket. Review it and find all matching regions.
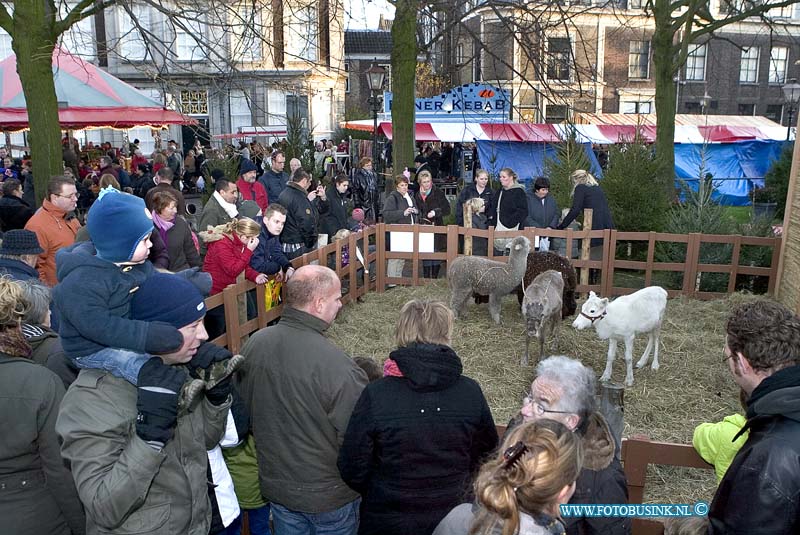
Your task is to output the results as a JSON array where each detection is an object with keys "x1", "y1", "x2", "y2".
[
  {"x1": 203, "y1": 232, "x2": 261, "y2": 295},
  {"x1": 237, "y1": 178, "x2": 268, "y2": 212}
]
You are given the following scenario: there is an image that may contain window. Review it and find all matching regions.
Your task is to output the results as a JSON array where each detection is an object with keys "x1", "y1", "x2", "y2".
[
  {"x1": 621, "y1": 101, "x2": 652, "y2": 114},
  {"x1": 344, "y1": 63, "x2": 350, "y2": 93},
  {"x1": 116, "y1": 4, "x2": 150, "y2": 61},
  {"x1": 685, "y1": 43, "x2": 707, "y2": 81},
  {"x1": 231, "y1": 4, "x2": 262, "y2": 62},
  {"x1": 629, "y1": 0, "x2": 643, "y2": 8},
  {"x1": 545, "y1": 104, "x2": 568, "y2": 123},
  {"x1": 60, "y1": 3, "x2": 95, "y2": 59},
  {"x1": 739, "y1": 47, "x2": 758, "y2": 83},
  {"x1": 267, "y1": 88, "x2": 287, "y2": 126},
  {"x1": 175, "y1": 19, "x2": 206, "y2": 61},
  {"x1": 230, "y1": 90, "x2": 252, "y2": 133},
  {"x1": 765, "y1": 104, "x2": 783, "y2": 123},
  {"x1": 0, "y1": 30, "x2": 12, "y2": 59},
  {"x1": 457, "y1": 43, "x2": 465, "y2": 64},
  {"x1": 285, "y1": 5, "x2": 317, "y2": 61},
  {"x1": 768, "y1": 4, "x2": 797, "y2": 18},
  {"x1": 768, "y1": 46, "x2": 788, "y2": 84},
  {"x1": 628, "y1": 40, "x2": 650, "y2": 79},
  {"x1": 738, "y1": 103, "x2": 755, "y2": 115},
  {"x1": 378, "y1": 63, "x2": 392, "y2": 91},
  {"x1": 180, "y1": 90, "x2": 208, "y2": 115},
  {"x1": 548, "y1": 38, "x2": 571, "y2": 81},
  {"x1": 684, "y1": 101, "x2": 701, "y2": 114}
]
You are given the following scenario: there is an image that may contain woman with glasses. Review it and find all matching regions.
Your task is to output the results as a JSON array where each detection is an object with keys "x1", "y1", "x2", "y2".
[
  {"x1": 338, "y1": 299, "x2": 498, "y2": 535},
  {"x1": 434, "y1": 419, "x2": 583, "y2": 535},
  {"x1": 505, "y1": 356, "x2": 630, "y2": 535}
]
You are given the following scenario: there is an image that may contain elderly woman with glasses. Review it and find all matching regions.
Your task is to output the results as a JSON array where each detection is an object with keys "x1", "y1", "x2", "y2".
[{"x1": 509, "y1": 356, "x2": 631, "y2": 535}]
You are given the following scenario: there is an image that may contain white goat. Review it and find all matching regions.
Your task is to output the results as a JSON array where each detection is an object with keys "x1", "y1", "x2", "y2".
[
  {"x1": 572, "y1": 286, "x2": 668, "y2": 386},
  {"x1": 448, "y1": 236, "x2": 531, "y2": 324},
  {"x1": 521, "y1": 270, "x2": 563, "y2": 367}
]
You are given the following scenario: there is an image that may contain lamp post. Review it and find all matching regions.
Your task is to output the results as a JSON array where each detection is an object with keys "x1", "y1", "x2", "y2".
[
  {"x1": 782, "y1": 78, "x2": 800, "y2": 141},
  {"x1": 700, "y1": 92, "x2": 712, "y2": 117},
  {"x1": 365, "y1": 63, "x2": 387, "y2": 170}
]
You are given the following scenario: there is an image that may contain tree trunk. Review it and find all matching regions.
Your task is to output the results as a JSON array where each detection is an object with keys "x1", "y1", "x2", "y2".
[
  {"x1": 391, "y1": 0, "x2": 417, "y2": 176},
  {"x1": 11, "y1": 10, "x2": 62, "y2": 207},
  {"x1": 651, "y1": 1, "x2": 677, "y2": 181}
]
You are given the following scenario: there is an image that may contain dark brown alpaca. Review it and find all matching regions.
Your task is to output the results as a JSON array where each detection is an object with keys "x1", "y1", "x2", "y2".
[{"x1": 473, "y1": 251, "x2": 577, "y2": 319}]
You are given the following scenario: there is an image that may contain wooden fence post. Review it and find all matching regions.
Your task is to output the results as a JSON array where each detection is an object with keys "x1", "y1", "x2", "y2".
[
  {"x1": 463, "y1": 203, "x2": 473, "y2": 255},
  {"x1": 223, "y1": 284, "x2": 241, "y2": 354},
  {"x1": 580, "y1": 209, "x2": 594, "y2": 289},
  {"x1": 447, "y1": 225, "x2": 459, "y2": 268},
  {"x1": 599, "y1": 382, "x2": 625, "y2": 453},
  {"x1": 376, "y1": 223, "x2": 386, "y2": 293}
]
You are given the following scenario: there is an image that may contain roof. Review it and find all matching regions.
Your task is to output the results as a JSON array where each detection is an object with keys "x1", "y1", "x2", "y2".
[
  {"x1": 345, "y1": 30, "x2": 392, "y2": 56},
  {"x1": 575, "y1": 113, "x2": 783, "y2": 128}
]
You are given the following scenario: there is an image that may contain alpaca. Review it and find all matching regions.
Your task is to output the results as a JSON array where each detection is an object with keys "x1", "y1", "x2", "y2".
[{"x1": 521, "y1": 270, "x2": 564, "y2": 366}]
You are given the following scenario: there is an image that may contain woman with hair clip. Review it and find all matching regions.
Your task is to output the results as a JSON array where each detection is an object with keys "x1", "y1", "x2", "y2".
[
  {"x1": 338, "y1": 299, "x2": 498, "y2": 535},
  {"x1": 434, "y1": 419, "x2": 584, "y2": 535}
]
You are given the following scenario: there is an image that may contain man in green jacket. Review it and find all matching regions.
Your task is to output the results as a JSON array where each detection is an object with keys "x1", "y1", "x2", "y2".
[
  {"x1": 57, "y1": 274, "x2": 233, "y2": 535},
  {"x1": 237, "y1": 265, "x2": 368, "y2": 534}
]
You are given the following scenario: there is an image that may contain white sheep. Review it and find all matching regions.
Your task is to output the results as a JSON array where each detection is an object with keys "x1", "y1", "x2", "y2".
[
  {"x1": 521, "y1": 270, "x2": 563, "y2": 367},
  {"x1": 448, "y1": 235, "x2": 531, "y2": 324},
  {"x1": 572, "y1": 286, "x2": 668, "y2": 386}
]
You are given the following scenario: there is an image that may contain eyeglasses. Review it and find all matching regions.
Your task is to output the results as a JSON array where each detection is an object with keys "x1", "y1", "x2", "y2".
[
  {"x1": 522, "y1": 392, "x2": 574, "y2": 417},
  {"x1": 56, "y1": 192, "x2": 79, "y2": 199}
]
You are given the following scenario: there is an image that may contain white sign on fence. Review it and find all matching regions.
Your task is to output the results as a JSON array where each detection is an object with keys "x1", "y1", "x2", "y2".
[{"x1": 390, "y1": 231, "x2": 434, "y2": 253}]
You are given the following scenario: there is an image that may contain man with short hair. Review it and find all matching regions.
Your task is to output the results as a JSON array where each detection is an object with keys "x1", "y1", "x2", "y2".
[
  {"x1": 237, "y1": 265, "x2": 367, "y2": 534},
  {"x1": 707, "y1": 300, "x2": 800, "y2": 534},
  {"x1": 99, "y1": 155, "x2": 119, "y2": 180},
  {"x1": 145, "y1": 167, "x2": 186, "y2": 216},
  {"x1": 514, "y1": 355, "x2": 630, "y2": 535},
  {"x1": 24, "y1": 176, "x2": 82, "y2": 286},
  {"x1": 277, "y1": 169, "x2": 328, "y2": 259},
  {"x1": 0, "y1": 229, "x2": 43, "y2": 280},
  {"x1": 250, "y1": 203, "x2": 294, "y2": 280},
  {"x1": 199, "y1": 178, "x2": 239, "y2": 233},
  {"x1": 57, "y1": 273, "x2": 233, "y2": 535},
  {"x1": 259, "y1": 150, "x2": 288, "y2": 204},
  {"x1": 166, "y1": 146, "x2": 182, "y2": 177},
  {"x1": 0, "y1": 178, "x2": 34, "y2": 231}
]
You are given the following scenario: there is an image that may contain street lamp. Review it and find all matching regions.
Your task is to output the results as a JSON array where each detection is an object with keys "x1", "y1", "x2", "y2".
[
  {"x1": 366, "y1": 63, "x2": 387, "y2": 169},
  {"x1": 781, "y1": 78, "x2": 800, "y2": 141},
  {"x1": 699, "y1": 92, "x2": 712, "y2": 116}
]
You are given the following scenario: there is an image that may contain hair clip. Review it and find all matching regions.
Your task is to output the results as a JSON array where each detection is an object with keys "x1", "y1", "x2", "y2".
[{"x1": 502, "y1": 441, "x2": 528, "y2": 470}]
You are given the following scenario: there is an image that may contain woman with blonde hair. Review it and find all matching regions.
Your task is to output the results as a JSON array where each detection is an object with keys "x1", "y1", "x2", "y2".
[
  {"x1": 556, "y1": 170, "x2": 613, "y2": 271},
  {"x1": 489, "y1": 167, "x2": 528, "y2": 254},
  {"x1": 201, "y1": 217, "x2": 269, "y2": 338},
  {"x1": 434, "y1": 419, "x2": 583, "y2": 535},
  {"x1": 339, "y1": 299, "x2": 498, "y2": 535},
  {"x1": 0, "y1": 277, "x2": 86, "y2": 535}
]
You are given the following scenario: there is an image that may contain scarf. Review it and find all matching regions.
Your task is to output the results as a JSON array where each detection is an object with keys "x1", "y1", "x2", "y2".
[
  {"x1": 0, "y1": 326, "x2": 32, "y2": 359},
  {"x1": 383, "y1": 358, "x2": 403, "y2": 377},
  {"x1": 152, "y1": 210, "x2": 174, "y2": 247},
  {"x1": 420, "y1": 188, "x2": 431, "y2": 201},
  {"x1": 213, "y1": 191, "x2": 239, "y2": 218}
]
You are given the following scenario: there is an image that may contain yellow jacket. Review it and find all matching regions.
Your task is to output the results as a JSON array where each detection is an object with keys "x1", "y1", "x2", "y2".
[{"x1": 692, "y1": 413, "x2": 748, "y2": 481}]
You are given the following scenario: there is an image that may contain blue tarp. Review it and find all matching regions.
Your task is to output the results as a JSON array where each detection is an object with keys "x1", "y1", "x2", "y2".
[
  {"x1": 674, "y1": 140, "x2": 788, "y2": 206},
  {"x1": 475, "y1": 140, "x2": 603, "y2": 186},
  {"x1": 477, "y1": 139, "x2": 789, "y2": 205}
]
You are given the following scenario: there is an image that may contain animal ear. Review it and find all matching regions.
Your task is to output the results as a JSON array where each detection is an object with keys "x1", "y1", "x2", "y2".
[
  {"x1": 589, "y1": 291, "x2": 596, "y2": 298},
  {"x1": 600, "y1": 298, "x2": 609, "y2": 306}
]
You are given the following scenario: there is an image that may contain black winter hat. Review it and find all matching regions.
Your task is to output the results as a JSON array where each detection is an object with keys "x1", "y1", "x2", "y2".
[
  {"x1": 0, "y1": 229, "x2": 43, "y2": 255},
  {"x1": 239, "y1": 158, "x2": 258, "y2": 176}
]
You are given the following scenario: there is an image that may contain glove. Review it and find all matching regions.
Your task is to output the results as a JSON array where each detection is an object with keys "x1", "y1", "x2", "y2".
[
  {"x1": 188, "y1": 343, "x2": 234, "y2": 375},
  {"x1": 144, "y1": 322, "x2": 184, "y2": 354},
  {"x1": 205, "y1": 373, "x2": 232, "y2": 406},
  {"x1": 136, "y1": 389, "x2": 179, "y2": 447}
]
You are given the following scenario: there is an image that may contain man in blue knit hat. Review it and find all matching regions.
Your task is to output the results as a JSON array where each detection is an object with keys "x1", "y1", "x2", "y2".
[
  {"x1": 58, "y1": 272, "x2": 235, "y2": 534},
  {"x1": 53, "y1": 187, "x2": 240, "y2": 410}
]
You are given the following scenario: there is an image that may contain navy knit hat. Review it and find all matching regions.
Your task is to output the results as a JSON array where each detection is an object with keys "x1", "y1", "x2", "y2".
[
  {"x1": 130, "y1": 272, "x2": 206, "y2": 328},
  {"x1": 88, "y1": 187, "x2": 154, "y2": 263},
  {"x1": 0, "y1": 229, "x2": 43, "y2": 255},
  {"x1": 239, "y1": 158, "x2": 258, "y2": 176}
]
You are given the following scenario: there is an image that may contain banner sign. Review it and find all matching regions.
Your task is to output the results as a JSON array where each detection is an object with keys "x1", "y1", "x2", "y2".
[{"x1": 383, "y1": 83, "x2": 511, "y2": 122}]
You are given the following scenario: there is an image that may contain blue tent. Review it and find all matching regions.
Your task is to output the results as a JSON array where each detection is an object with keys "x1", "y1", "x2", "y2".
[{"x1": 475, "y1": 140, "x2": 603, "y2": 186}]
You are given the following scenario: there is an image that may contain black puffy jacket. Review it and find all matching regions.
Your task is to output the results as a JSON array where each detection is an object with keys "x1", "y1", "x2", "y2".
[
  {"x1": 338, "y1": 343, "x2": 498, "y2": 535},
  {"x1": 708, "y1": 366, "x2": 800, "y2": 534},
  {"x1": 277, "y1": 182, "x2": 329, "y2": 248}
]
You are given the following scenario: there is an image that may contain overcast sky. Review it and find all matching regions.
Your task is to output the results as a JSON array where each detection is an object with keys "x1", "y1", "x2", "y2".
[{"x1": 345, "y1": 0, "x2": 394, "y2": 29}]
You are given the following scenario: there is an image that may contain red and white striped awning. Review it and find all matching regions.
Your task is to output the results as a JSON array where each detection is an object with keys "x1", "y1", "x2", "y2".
[{"x1": 341, "y1": 120, "x2": 792, "y2": 143}]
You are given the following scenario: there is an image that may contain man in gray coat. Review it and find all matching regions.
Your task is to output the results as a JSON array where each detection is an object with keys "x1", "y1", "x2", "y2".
[
  {"x1": 57, "y1": 274, "x2": 233, "y2": 535},
  {"x1": 237, "y1": 265, "x2": 368, "y2": 534}
]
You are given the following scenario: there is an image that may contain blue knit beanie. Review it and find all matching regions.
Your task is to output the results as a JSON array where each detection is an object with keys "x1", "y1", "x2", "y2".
[
  {"x1": 130, "y1": 272, "x2": 207, "y2": 328},
  {"x1": 88, "y1": 187, "x2": 155, "y2": 263},
  {"x1": 239, "y1": 158, "x2": 258, "y2": 176}
]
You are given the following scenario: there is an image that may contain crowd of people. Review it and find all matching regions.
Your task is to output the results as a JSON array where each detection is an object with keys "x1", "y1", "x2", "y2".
[{"x1": 0, "y1": 136, "x2": 798, "y2": 535}]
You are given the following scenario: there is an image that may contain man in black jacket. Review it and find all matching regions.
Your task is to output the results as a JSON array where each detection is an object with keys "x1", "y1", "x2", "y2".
[
  {"x1": 277, "y1": 169, "x2": 329, "y2": 260},
  {"x1": 707, "y1": 300, "x2": 800, "y2": 534}
]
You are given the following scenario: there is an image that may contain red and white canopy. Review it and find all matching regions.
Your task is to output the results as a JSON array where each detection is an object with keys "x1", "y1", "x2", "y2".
[{"x1": 342, "y1": 120, "x2": 792, "y2": 143}]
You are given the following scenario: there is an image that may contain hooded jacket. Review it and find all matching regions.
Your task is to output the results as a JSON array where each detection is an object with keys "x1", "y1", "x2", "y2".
[
  {"x1": 200, "y1": 224, "x2": 261, "y2": 295},
  {"x1": 708, "y1": 365, "x2": 800, "y2": 534},
  {"x1": 24, "y1": 199, "x2": 82, "y2": 286},
  {"x1": 250, "y1": 224, "x2": 291, "y2": 276},
  {"x1": 338, "y1": 343, "x2": 498, "y2": 535}
]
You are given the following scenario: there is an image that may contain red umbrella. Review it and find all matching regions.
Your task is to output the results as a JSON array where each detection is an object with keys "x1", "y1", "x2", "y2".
[{"x1": 0, "y1": 48, "x2": 195, "y2": 131}]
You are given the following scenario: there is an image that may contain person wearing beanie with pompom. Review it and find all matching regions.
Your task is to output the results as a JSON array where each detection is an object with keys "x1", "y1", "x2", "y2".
[
  {"x1": 52, "y1": 187, "x2": 232, "y2": 414},
  {"x1": 57, "y1": 272, "x2": 239, "y2": 535}
]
